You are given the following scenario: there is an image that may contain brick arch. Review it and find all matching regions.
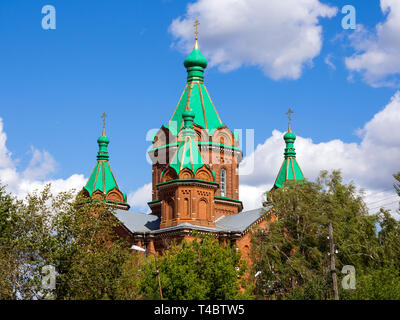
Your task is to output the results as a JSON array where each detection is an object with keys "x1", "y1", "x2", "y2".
[
  {"x1": 194, "y1": 125, "x2": 211, "y2": 143},
  {"x1": 106, "y1": 188, "x2": 124, "y2": 203},
  {"x1": 153, "y1": 126, "x2": 172, "y2": 148},
  {"x1": 92, "y1": 190, "x2": 105, "y2": 200},
  {"x1": 198, "y1": 197, "x2": 208, "y2": 220},
  {"x1": 212, "y1": 127, "x2": 233, "y2": 146},
  {"x1": 195, "y1": 165, "x2": 214, "y2": 182},
  {"x1": 179, "y1": 168, "x2": 195, "y2": 180},
  {"x1": 161, "y1": 167, "x2": 178, "y2": 183},
  {"x1": 183, "y1": 197, "x2": 190, "y2": 217},
  {"x1": 166, "y1": 199, "x2": 175, "y2": 221}
]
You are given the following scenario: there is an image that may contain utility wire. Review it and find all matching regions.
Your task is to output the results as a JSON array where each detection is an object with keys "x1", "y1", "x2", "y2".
[
  {"x1": 368, "y1": 200, "x2": 399, "y2": 211},
  {"x1": 366, "y1": 195, "x2": 398, "y2": 206}
]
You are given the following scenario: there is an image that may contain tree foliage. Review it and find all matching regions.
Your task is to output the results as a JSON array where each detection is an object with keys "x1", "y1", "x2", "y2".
[
  {"x1": 138, "y1": 234, "x2": 251, "y2": 300},
  {"x1": 251, "y1": 170, "x2": 400, "y2": 300},
  {"x1": 0, "y1": 184, "x2": 251, "y2": 300},
  {"x1": 0, "y1": 184, "x2": 140, "y2": 300},
  {"x1": 1, "y1": 168, "x2": 400, "y2": 300}
]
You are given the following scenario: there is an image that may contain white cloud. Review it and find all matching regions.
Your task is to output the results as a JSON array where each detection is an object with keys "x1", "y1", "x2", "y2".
[
  {"x1": 0, "y1": 118, "x2": 86, "y2": 199},
  {"x1": 324, "y1": 54, "x2": 336, "y2": 70},
  {"x1": 345, "y1": 0, "x2": 400, "y2": 87},
  {"x1": 239, "y1": 184, "x2": 269, "y2": 211},
  {"x1": 239, "y1": 91, "x2": 400, "y2": 218},
  {"x1": 127, "y1": 183, "x2": 152, "y2": 213},
  {"x1": 23, "y1": 147, "x2": 57, "y2": 180},
  {"x1": 169, "y1": 0, "x2": 337, "y2": 80}
]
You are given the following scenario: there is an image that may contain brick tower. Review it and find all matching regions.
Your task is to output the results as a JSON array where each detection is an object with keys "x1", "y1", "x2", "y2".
[{"x1": 148, "y1": 35, "x2": 243, "y2": 228}]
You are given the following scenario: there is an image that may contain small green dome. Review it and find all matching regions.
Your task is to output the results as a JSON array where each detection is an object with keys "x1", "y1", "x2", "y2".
[
  {"x1": 184, "y1": 47, "x2": 208, "y2": 69},
  {"x1": 182, "y1": 109, "x2": 195, "y2": 119},
  {"x1": 97, "y1": 135, "x2": 110, "y2": 144},
  {"x1": 182, "y1": 108, "x2": 195, "y2": 130},
  {"x1": 284, "y1": 131, "x2": 296, "y2": 140}
]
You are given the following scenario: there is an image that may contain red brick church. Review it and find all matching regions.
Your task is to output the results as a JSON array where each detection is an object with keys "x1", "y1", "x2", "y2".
[{"x1": 82, "y1": 32, "x2": 305, "y2": 262}]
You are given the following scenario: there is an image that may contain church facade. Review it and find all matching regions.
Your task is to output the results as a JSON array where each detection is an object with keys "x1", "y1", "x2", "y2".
[{"x1": 82, "y1": 36, "x2": 305, "y2": 263}]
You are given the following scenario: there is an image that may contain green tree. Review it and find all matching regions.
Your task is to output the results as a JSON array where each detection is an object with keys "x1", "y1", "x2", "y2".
[
  {"x1": 394, "y1": 172, "x2": 400, "y2": 213},
  {"x1": 340, "y1": 265, "x2": 400, "y2": 300},
  {"x1": 138, "y1": 234, "x2": 252, "y2": 300},
  {"x1": 0, "y1": 184, "x2": 21, "y2": 299},
  {"x1": 251, "y1": 170, "x2": 380, "y2": 300},
  {"x1": 0, "y1": 184, "x2": 141, "y2": 300},
  {"x1": 394, "y1": 172, "x2": 400, "y2": 196}
]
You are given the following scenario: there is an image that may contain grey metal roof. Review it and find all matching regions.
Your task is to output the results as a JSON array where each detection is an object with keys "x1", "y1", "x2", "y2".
[
  {"x1": 216, "y1": 207, "x2": 269, "y2": 232},
  {"x1": 115, "y1": 210, "x2": 160, "y2": 233},
  {"x1": 115, "y1": 205, "x2": 271, "y2": 235},
  {"x1": 150, "y1": 222, "x2": 218, "y2": 234}
]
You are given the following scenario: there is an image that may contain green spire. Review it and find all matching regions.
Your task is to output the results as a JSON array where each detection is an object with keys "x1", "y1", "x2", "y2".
[
  {"x1": 84, "y1": 115, "x2": 129, "y2": 208},
  {"x1": 167, "y1": 36, "x2": 223, "y2": 136},
  {"x1": 96, "y1": 113, "x2": 110, "y2": 160},
  {"x1": 273, "y1": 111, "x2": 305, "y2": 189},
  {"x1": 168, "y1": 108, "x2": 206, "y2": 175}
]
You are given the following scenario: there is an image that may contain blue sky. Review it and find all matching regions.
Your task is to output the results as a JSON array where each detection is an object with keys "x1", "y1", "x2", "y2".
[{"x1": 0, "y1": 0, "x2": 399, "y2": 215}]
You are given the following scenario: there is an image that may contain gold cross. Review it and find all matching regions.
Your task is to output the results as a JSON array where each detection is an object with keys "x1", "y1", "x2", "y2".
[
  {"x1": 286, "y1": 109, "x2": 294, "y2": 132},
  {"x1": 286, "y1": 109, "x2": 294, "y2": 121},
  {"x1": 101, "y1": 112, "x2": 107, "y2": 136},
  {"x1": 194, "y1": 20, "x2": 200, "y2": 40}
]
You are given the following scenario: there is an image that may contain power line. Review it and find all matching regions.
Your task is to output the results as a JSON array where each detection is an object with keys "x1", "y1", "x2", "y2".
[
  {"x1": 368, "y1": 200, "x2": 399, "y2": 211},
  {"x1": 364, "y1": 187, "x2": 396, "y2": 197},
  {"x1": 366, "y1": 195, "x2": 398, "y2": 206}
]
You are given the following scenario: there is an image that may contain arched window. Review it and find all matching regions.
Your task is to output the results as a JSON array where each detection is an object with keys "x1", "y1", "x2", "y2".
[
  {"x1": 220, "y1": 168, "x2": 226, "y2": 197},
  {"x1": 183, "y1": 198, "x2": 189, "y2": 217}
]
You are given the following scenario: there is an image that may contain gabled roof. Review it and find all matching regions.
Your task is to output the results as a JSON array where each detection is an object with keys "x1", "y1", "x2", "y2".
[
  {"x1": 115, "y1": 210, "x2": 160, "y2": 233},
  {"x1": 116, "y1": 207, "x2": 271, "y2": 235},
  {"x1": 216, "y1": 207, "x2": 269, "y2": 233}
]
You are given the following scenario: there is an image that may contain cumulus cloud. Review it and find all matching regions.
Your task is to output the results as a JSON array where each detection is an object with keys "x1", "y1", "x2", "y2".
[
  {"x1": 169, "y1": 0, "x2": 337, "y2": 80},
  {"x1": 22, "y1": 147, "x2": 57, "y2": 180},
  {"x1": 239, "y1": 92, "x2": 400, "y2": 217},
  {"x1": 324, "y1": 54, "x2": 336, "y2": 70},
  {"x1": 0, "y1": 118, "x2": 86, "y2": 199},
  {"x1": 127, "y1": 183, "x2": 152, "y2": 213},
  {"x1": 345, "y1": 0, "x2": 400, "y2": 87}
]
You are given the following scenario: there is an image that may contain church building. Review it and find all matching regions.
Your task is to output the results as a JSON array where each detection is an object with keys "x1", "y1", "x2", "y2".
[{"x1": 82, "y1": 28, "x2": 305, "y2": 262}]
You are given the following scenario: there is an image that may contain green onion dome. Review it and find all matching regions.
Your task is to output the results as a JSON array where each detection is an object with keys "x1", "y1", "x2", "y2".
[
  {"x1": 284, "y1": 131, "x2": 296, "y2": 141},
  {"x1": 184, "y1": 44, "x2": 208, "y2": 69},
  {"x1": 97, "y1": 135, "x2": 110, "y2": 144},
  {"x1": 97, "y1": 134, "x2": 110, "y2": 160}
]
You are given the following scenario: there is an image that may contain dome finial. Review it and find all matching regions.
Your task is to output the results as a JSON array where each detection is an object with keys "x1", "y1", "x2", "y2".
[
  {"x1": 194, "y1": 19, "x2": 200, "y2": 49},
  {"x1": 286, "y1": 108, "x2": 294, "y2": 133},
  {"x1": 184, "y1": 20, "x2": 207, "y2": 80},
  {"x1": 101, "y1": 112, "x2": 107, "y2": 136}
]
